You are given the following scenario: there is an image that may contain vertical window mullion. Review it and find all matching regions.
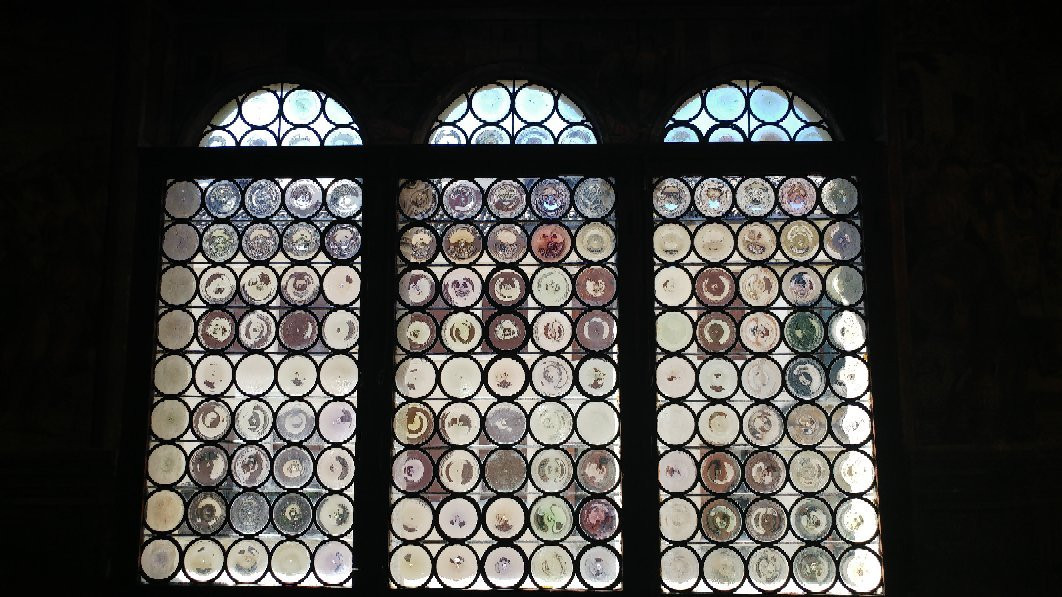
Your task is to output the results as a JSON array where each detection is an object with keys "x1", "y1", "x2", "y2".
[
  {"x1": 614, "y1": 160, "x2": 661, "y2": 594},
  {"x1": 353, "y1": 163, "x2": 399, "y2": 592}
]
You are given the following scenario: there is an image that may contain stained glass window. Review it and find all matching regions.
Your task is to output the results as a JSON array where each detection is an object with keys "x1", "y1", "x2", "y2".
[
  {"x1": 140, "y1": 175, "x2": 364, "y2": 585},
  {"x1": 137, "y1": 69, "x2": 889, "y2": 592},
  {"x1": 389, "y1": 177, "x2": 622, "y2": 589},
  {"x1": 200, "y1": 83, "x2": 363, "y2": 148},
  {"x1": 427, "y1": 81, "x2": 597, "y2": 145},
  {"x1": 663, "y1": 81, "x2": 832, "y2": 143},
  {"x1": 652, "y1": 176, "x2": 883, "y2": 593}
]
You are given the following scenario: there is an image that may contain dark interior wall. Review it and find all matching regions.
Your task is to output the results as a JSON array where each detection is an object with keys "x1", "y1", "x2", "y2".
[
  {"x1": 0, "y1": 0, "x2": 1055, "y2": 591},
  {"x1": 890, "y1": 1, "x2": 1062, "y2": 590},
  {"x1": 0, "y1": 5, "x2": 124, "y2": 581}
]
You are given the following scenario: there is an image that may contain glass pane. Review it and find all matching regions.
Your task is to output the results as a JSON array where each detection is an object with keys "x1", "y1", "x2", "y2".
[
  {"x1": 390, "y1": 177, "x2": 621, "y2": 589},
  {"x1": 665, "y1": 81, "x2": 833, "y2": 143},
  {"x1": 653, "y1": 175, "x2": 883, "y2": 594},
  {"x1": 427, "y1": 81, "x2": 598, "y2": 145},
  {"x1": 200, "y1": 84, "x2": 363, "y2": 148},
  {"x1": 141, "y1": 177, "x2": 363, "y2": 586}
]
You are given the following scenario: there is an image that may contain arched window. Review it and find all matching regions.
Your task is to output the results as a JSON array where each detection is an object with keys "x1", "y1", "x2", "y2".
[
  {"x1": 663, "y1": 79, "x2": 832, "y2": 143},
  {"x1": 139, "y1": 85, "x2": 364, "y2": 585},
  {"x1": 134, "y1": 73, "x2": 887, "y2": 594},
  {"x1": 653, "y1": 83, "x2": 883, "y2": 593},
  {"x1": 387, "y1": 78, "x2": 620, "y2": 590},
  {"x1": 200, "y1": 83, "x2": 363, "y2": 147},
  {"x1": 427, "y1": 80, "x2": 597, "y2": 144}
]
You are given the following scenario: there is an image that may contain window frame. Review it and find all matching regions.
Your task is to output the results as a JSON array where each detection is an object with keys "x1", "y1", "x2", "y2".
[{"x1": 121, "y1": 141, "x2": 904, "y2": 594}]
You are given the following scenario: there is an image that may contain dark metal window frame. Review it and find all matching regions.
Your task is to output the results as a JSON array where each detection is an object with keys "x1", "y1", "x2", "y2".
[{"x1": 120, "y1": 142, "x2": 904, "y2": 594}]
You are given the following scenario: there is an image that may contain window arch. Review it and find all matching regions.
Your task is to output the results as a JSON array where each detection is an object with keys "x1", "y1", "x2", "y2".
[
  {"x1": 427, "y1": 80, "x2": 597, "y2": 145},
  {"x1": 663, "y1": 79, "x2": 833, "y2": 143},
  {"x1": 200, "y1": 83, "x2": 363, "y2": 148}
]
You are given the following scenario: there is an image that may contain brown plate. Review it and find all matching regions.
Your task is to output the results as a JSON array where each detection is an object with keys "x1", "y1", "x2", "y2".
[
  {"x1": 198, "y1": 310, "x2": 235, "y2": 350},
  {"x1": 576, "y1": 449, "x2": 619, "y2": 493},
  {"x1": 701, "y1": 498, "x2": 741, "y2": 542},
  {"x1": 746, "y1": 498, "x2": 787, "y2": 542},
  {"x1": 575, "y1": 310, "x2": 617, "y2": 351},
  {"x1": 744, "y1": 450, "x2": 786, "y2": 494},
  {"x1": 394, "y1": 402, "x2": 434, "y2": 445},
  {"x1": 695, "y1": 267, "x2": 735, "y2": 306},
  {"x1": 484, "y1": 448, "x2": 526, "y2": 493},
  {"x1": 487, "y1": 313, "x2": 527, "y2": 351},
  {"x1": 696, "y1": 312, "x2": 737, "y2": 352},
  {"x1": 530, "y1": 223, "x2": 571, "y2": 263},
  {"x1": 575, "y1": 266, "x2": 616, "y2": 306},
  {"x1": 279, "y1": 310, "x2": 319, "y2": 350},
  {"x1": 487, "y1": 268, "x2": 527, "y2": 307},
  {"x1": 700, "y1": 451, "x2": 741, "y2": 493},
  {"x1": 578, "y1": 498, "x2": 619, "y2": 540},
  {"x1": 487, "y1": 223, "x2": 528, "y2": 263},
  {"x1": 442, "y1": 224, "x2": 483, "y2": 264}
]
